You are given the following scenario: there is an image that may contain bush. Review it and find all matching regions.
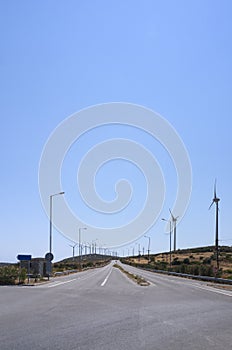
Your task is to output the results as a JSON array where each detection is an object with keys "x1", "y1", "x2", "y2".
[
  {"x1": 203, "y1": 257, "x2": 212, "y2": 265},
  {"x1": 190, "y1": 264, "x2": 200, "y2": 275},
  {"x1": 172, "y1": 259, "x2": 181, "y2": 265},
  {"x1": 183, "y1": 258, "x2": 190, "y2": 265},
  {"x1": 18, "y1": 268, "x2": 27, "y2": 283},
  {"x1": 0, "y1": 266, "x2": 19, "y2": 285},
  {"x1": 224, "y1": 254, "x2": 232, "y2": 262}
]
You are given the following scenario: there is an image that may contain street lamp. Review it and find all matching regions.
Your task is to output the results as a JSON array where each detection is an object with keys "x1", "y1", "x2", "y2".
[
  {"x1": 144, "y1": 235, "x2": 151, "y2": 261},
  {"x1": 162, "y1": 218, "x2": 172, "y2": 268},
  {"x1": 49, "y1": 191, "x2": 65, "y2": 254}
]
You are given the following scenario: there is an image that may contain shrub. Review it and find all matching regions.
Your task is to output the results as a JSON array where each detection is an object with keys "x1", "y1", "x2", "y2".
[
  {"x1": 0, "y1": 266, "x2": 19, "y2": 285},
  {"x1": 224, "y1": 254, "x2": 232, "y2": 262},
  {"x1": 202, "y1": 265, "x2": 214, "y2": 277},
  {"x1": 183, "y1": 258, "x2": 190, "y2": 265},
  {"x1": 203, "y1": 257, "x2": 212, "y2": 265},
  {"x1": 172, "y1": 259, "x2": 181, "y2": 265},
  {"x1": 180, "y1": 264, "x2": 187, "y2": 273},
  {"x1": 18, "y1": 268, "x2": 27, "y2": 283},
  {"x1": 190, "y1": 264, "x2": 200, "y2": 275}
]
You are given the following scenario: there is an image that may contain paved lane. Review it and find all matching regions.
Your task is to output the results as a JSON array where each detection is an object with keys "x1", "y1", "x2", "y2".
[{"x1": 0, "y1": 261, "x2": 231, "y2": 350}]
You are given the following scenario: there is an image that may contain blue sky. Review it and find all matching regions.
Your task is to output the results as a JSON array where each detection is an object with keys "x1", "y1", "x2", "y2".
[{"x1": 0, "y1": 1, "x2": 231, "y2": 262}]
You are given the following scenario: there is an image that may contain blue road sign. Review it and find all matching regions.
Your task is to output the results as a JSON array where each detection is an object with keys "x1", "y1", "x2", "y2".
[
  {"x1": 45, "y1": 252, "x2": 54, "y2": 261},
  {"x1": 17, "y1": 254, "x2": 32, "y2": 261}
]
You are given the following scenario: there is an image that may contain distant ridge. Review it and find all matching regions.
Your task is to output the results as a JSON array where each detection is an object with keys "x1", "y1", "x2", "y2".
[{"x1": 0, "y1": 262, "x2": 14, "y2": 266}]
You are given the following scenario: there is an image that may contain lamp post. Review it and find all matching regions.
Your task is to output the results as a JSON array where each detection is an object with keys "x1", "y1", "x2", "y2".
[
  {"x1": 144, "y1": 235, "x2": 151, "y2": 261},
  {"x1": 162, "y1": 218, "x2": 172, "y2": 268},
  {"x1": 49, "y1": 191, "x2": 65, "y2": 254}
]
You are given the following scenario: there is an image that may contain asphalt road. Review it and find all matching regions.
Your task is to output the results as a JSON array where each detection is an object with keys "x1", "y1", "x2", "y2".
[{"x1": 0, "y1": 261, "x2": 232, "y2": 350}]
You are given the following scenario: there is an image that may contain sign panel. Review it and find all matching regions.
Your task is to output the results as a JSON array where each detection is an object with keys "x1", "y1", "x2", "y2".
[
  {"x1": 45, "y1": 252, "x2": 54, "y2": 261},
  {"x1": 17, "y1": 254, "x2": 32, "y2": 261},
  {"x1": 46, "y1": 261, "x2": 52, "y2": 275}
]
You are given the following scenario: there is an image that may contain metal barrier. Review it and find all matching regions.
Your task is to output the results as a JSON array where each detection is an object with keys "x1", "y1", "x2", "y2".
[{"x1": 125, "y1": 264, "x2": 232, "y2": 285}]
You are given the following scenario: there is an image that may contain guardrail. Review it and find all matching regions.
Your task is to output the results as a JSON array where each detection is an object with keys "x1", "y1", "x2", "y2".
[
  {"x1": 124, "y1": 264, "x2": 232, "y2": 285},
  {"x1": 54, "y1": 269, "x2": 78, "y2": 276}
]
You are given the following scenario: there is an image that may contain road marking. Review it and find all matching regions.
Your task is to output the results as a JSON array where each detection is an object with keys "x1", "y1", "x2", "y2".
[
  {"x1": 146, "y1": 280, "x2": 155, "y2": 286},
  {"x1": 190, "y1": 283, "x2": 232, "y2": 297},
  {"x1": 47, "y1": 279, "x2": 77, "y2": 288},
  {"x1": 36, "y1": 265, "x2": 112, "y2": 288},
  {"x1": 118, "y1": 266, "x2": 155, "y2": 286},
  {"x1": 101, "y1": 268, "x2": 112, "y2": 287}
]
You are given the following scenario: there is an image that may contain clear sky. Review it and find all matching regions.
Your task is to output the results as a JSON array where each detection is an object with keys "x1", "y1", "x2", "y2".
[{"x1": 0, "y1": 0, "x2": 231, "y2": 262}]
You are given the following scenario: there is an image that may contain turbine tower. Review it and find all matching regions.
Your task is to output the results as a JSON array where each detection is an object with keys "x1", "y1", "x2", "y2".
[
  {"x1": 209, "y1": 180, "x2": 220, "y2": 271},
  {"x1": 169, "y1": 209, "x2": 179, "y2": 252}
]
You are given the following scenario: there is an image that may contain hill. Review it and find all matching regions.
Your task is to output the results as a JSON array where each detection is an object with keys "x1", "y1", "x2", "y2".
[
  {"x1": 124, "y1": 245, "x2": 232, "y2": 279},
  {"x1": 53, "y1": 254, "x2": 113, "y2": 272}
]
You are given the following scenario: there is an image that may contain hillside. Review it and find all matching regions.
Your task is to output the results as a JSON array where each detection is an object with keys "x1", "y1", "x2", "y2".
[
  {"x1": 124, "y1": 246, "x2": 232, "y2": 279},
  {"x1": 53, "y1": 254, "x2": 112, "y2": 272}
]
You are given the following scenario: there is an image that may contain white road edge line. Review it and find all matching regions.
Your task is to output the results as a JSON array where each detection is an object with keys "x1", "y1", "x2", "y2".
[
  {"x1": 47, "y1": 279, "x2": 77, "y2": 288},
  {"x1": 101, "y1": 268, "x2": 112, "y2": 287},
  {"x1": 190, "y1": 283, "x2": 232, "y2": 297}
]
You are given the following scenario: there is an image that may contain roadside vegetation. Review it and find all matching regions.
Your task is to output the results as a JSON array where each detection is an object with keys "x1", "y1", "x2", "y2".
[
  {"x1": 1, "y1": 246, "x2": 232, "y2": 285},
  {"x1": 113, "y1": 263, "x2": 150, "y2": 286},
  {"x1": 53, "y1": 257, "x2": 111, "y2": 273},
  {"x1": 122, "y1": 246, "x2": 232, "y2": 279},
  {"x1": 0, "y1": 265, "x2": 27, "y2": 285},
  {"x1": 0, "y1": 257, "x2": 111, "y2": 285}
]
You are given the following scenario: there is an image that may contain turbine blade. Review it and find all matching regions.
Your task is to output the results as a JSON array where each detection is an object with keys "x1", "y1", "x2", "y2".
[
  {"x1": 214, "y1": 179, "x2": 217, "y2": 199},
  {"x1": 169, "y1": 208, "x2": 174, "y2": 220},
  {"x1": 209, "y1": 201, "x2": 214, "y2": 210}
]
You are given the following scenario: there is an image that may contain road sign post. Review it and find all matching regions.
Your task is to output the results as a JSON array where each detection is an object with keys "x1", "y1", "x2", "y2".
[
  {"x1": 45, "y1": 252, "x2": 54, "y2": 280},
  {"x1": 17, "y1": 255, "x2": 32, "y2": 261},
  {"x1": 17, "y1": 255, "x2": 32, "y2": 284}
]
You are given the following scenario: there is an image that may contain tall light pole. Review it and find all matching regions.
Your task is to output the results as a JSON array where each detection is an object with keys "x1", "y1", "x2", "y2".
[
  {"x1": 162, "y1": 218, "x2": 172, "y2": 268},
  {"x1": 144, "y1": 235, "x2": 151, "y2": 261},
  {"x1": 79, "y1": 227, "x2": 87, "y2": 260},
  {"x1": 49, "y1": 191, "x2": 65, "y2": 254}
]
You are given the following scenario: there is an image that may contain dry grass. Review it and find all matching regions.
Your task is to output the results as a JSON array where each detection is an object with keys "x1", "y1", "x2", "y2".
[
  {"x1": 127, "y1": 248, "x2": 232, "y2": 279},
  {"x1": 113, "y1": 263, "x2": 150, "y2": 286}
]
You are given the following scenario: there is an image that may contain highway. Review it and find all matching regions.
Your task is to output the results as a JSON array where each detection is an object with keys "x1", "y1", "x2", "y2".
[{"x1": 0, "y1": 261, "x2": 232, "y2": 350}]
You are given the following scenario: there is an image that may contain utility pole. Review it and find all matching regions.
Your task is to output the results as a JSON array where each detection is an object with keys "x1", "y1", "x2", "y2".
[{"x1": 144, "y1": 235, "x2": 151, "y2": 262}]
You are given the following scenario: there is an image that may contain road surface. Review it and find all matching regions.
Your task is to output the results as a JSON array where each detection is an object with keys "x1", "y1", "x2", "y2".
[{"x1": 0, "y1": 261, "x2": 231, "y2": 350}]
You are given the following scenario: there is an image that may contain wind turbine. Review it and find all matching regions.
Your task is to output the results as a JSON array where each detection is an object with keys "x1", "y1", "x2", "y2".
[
  {"x1": 169, "y1": 209, "x2": 179, "y2": 252},
  {"x1": 209, "y1": 180, "x2": 220, "y2": 271},
  {"x1": 69, "y1": 243, "x2": 78, "y2": 261}
]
